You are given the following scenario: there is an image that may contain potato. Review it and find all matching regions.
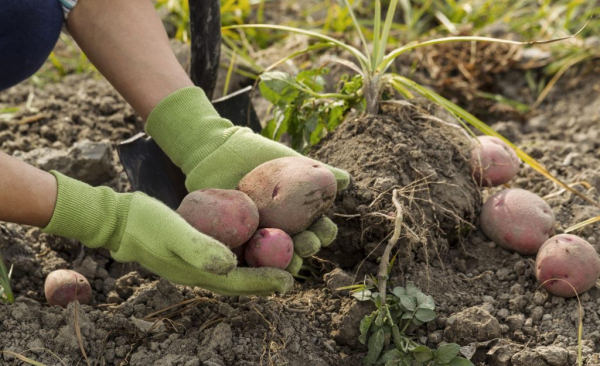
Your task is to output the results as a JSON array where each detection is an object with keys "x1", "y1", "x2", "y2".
[
  {"x1": 237, "y1": 157, "x2": 337, "y2": 236},
  {"x1": 471, "y1": 136, "x2": 520, "y2": 187},
  {"x1": 245, "y1": 228, "x2": 294, "y2": 269},
  {"x1": 177, "y1": 189, "x2": 259, "y2": 248},
  {"x1": 480, "y1": 189, "x2": 555, "y2": 255},
  {"x1": 44, "y1": 269, "x2": 92, "y2": 308},
  {"x1": 535, "y1": 234, "x2": 600, "y2": 297}
]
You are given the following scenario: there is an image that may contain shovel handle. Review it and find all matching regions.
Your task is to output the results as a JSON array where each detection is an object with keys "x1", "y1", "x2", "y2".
[{"x1": 189, "y1": 0, "x2": 221, "y2": 100}]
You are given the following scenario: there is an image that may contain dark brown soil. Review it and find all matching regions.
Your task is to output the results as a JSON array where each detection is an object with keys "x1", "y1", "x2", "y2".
[{"x1": 311, "y1": 100, "x2": 481, "y2": 271}]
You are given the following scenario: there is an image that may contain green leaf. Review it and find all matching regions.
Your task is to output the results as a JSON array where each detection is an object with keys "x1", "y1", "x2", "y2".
[
  {"x1": 415, "y1": 292, "x2": 435, "y2": 311},
  {"x1": 365, "y1": 329, "x2": 385, "y2": 364},
  {"x1": 373, "y1": 292, "x2": 383, "y2": 308},
  {"x1": 224, "y1": 24, "x2": 370, "y2": 71},
  {"x1": 415, "y1": 308, "x2": 437, "y2": 323},
  {"x1": 399, "y1": 295, "x2": 416, "y2": 312},
  {"x1": 375, "y1": 309, "x2": 385, "y2": 327},
  {"x1": 412, "y1": 345, "x2": 433, "y2": 363},
  {"x1": 392, "y1": 287, "x2": 406, "y2": 298},
  {"x1": 448, "y1": 357, "x2": 475, "y2": 366},
  {"x1": 359, "y1": 311, "x2": 377, "y2": 344},
  {"x1": 405, "y1": 283, "x2": 419, "y2": 296},
  {"x1": 435, "y1": 344, "x2": 461, "y2": 364},
  {"x1": 259, "y1": 71, "x2": 302, "y2": 104},
  {"x1": 411, "y1": 318, "x2": 424, "y2": 326},
  {"x1": 379, "y1": 349, "x2": 402, "y2": 363},
  {"x1": 0, "y1": 254, "x2": 13, "y2": 304},
  {"x1": 391, "y1": 324, "x2": 403, "y2": 350}
]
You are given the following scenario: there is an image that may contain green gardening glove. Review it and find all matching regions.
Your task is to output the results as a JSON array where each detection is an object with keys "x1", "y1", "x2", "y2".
[
  {"x1": 43, "y1": 171, "x2": 293, "y2": 296},
  {"x1": 146, "y1": 87, "x2": 350, "y2": 276}
]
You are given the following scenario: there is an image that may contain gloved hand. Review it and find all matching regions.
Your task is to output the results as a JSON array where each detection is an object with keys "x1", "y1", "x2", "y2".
[
  {"x1": 42, "y1": 171, "x2": 293, "y2": 296},
  {"x1": 146, "y1": 87, "x2": 350, "y2": 276}
]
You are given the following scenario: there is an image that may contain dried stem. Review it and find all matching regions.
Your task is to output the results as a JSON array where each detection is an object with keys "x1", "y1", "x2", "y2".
[{"x1": 377, "y1": 189, "x2": 404, "y2": 304}]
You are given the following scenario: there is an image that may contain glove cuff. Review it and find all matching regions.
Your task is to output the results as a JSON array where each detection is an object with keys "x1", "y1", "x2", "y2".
[
  {"x1": 42, "y1": 171, "x2": 132, "y2": 251},
  {"x1": 145, "y1": 86, "x2": 236, "y2": 176}
]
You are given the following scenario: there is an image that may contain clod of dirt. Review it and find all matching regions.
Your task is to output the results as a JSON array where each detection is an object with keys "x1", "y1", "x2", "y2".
[
  {"x1": 311, "y1": 100, "x2": 480, "y2": 269},
  {"x1": 330, "y1": 299, "x2": 375, "y2": 348},
  {"x1": 14, "y1": 139, "x2": 116, "y2": 185},
  {"x1": 444, "y1": 306, "x2": 502, "y2": 344},
  {"x1": 323, "y1": 268, "x2": 354, "y2": 296},
  {"x1": 511, "y1": 346, "x2": 572, "y2": 366}
]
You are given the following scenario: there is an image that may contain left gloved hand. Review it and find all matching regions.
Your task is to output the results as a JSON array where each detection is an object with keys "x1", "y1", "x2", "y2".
[
  {"x1": 43, "y1": 172, "x2": 293, "y2": 296},
  {"x1": 146, "y1": 87, "x2": 350, "y2": 277}
]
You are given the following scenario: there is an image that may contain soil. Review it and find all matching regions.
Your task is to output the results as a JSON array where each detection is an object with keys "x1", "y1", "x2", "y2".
[
  {"x1": 2, "y1": 26, "x2": 600, "y2": 366},
  {"x1": 310, "y1": 99, "x2": 481, "y2": 271}
]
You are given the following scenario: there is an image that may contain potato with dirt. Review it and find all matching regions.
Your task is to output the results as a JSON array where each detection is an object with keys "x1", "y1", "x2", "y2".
[
  {"x1": 237, "y1": 157, "x2": 337, "y2": 236},
  {"x1": 44, "y1": 269, "x2": 92, "y2": 308},
  {"x1": 471, "y1": 136, "x2": 520, "y2": 187},
  {"x1": 177, "y1": 188, "x2": 259, "y2": 249},
  {"x1": 245, "y1": 228, "x2": 294, "y2": 269},
  {"x1": 535, "y1": 234, "x2": 600, "y2": 297},
  {"x1": 480, "y1": 189, "x2": 555, "y2": 255}
]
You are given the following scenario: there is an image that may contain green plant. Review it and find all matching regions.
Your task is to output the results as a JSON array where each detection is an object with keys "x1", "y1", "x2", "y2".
[
  {"x1": 259, "y1": 68, "x2": 364, "y2": 151},
  {"x1": 155, "y1": 0, "x2": 190, "y2": 42},
  {"x1": 354, "y1": 283, "x2": 472, "y2": 366},
  {"x1": 225, "y1": 0, "x2": 599, "y2": 207},
  {"x1": 0, "y1": 253, "x2": 14, "y2": 304}
]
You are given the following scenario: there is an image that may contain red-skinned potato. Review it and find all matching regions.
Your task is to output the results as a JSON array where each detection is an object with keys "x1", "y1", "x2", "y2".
[
  {"x1": 245, "y1": 228, "x2": 294, "y2": 269},
  {"x1": 536, "y1": 234, "x2": 600, "y2": 297},
  {"x1": 471, "y1": 136, "x2": 520, "y2": 187},
  {"x1": 177, "y1": 189, "x2": 259, "y2": 249},
  {"x1": 44, "y1": 269, "x2": 92, "y2": 308},
  {"x1": 480, "y1": 189, "x2": 555, "y2": 255},
  {"x1": 237, "y1": 157, "x2": 337, "y2": 236}
]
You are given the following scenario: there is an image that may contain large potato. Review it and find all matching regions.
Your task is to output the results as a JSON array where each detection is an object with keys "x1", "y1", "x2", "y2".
[
  {"x1": 245, "y1": 228, "x2": 294, "y2": 269},
  {"x1": 44, "y1": 269, "x2": 92, "y2": 308},
  {"x1": 536, "y1": 234, "x2": 600, "y2": 297},
  {"x1": 237, "y1": 157, "x2": 337, "y2": 236},
  {"x1": 177, "y1": 189, "x2": 259, "y2": 248},
  {"x1": 480, "y1": 189, "x2": 555, "y2": 255},
  {"x1": 471, "y1": 136, "x2": 520, "y2": 187}
]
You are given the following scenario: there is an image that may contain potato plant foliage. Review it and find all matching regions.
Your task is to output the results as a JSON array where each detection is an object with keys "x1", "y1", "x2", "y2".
[
  {"x1": 355, "y1": 283, "x2": 472, "y2": 366},
  {"x1": 259, "y1": 69, "x2": 364, "y2": 151}
]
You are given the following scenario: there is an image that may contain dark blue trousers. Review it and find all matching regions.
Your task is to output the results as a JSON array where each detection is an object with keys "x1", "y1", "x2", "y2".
[{"x1": 0, "y1": 0, "x2": 64, "y2": 91}]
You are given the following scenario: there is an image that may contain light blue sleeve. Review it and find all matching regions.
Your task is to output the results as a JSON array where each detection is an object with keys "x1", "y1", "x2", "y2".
[{"x1": 59, "y1": 0, "x2": 78, "y2": 19}]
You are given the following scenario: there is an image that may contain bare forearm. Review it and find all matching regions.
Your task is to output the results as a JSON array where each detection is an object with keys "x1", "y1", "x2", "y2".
[
  {"x1": 0, "y1": 152, "x2": 57, "y2": 227},
  {"x1": 66, "y1": 0, "x2": 193, "y2": 120}
]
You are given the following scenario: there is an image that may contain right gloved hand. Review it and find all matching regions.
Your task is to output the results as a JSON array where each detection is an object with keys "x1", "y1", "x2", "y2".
[
  {"x1": 145, "y1": 87, "x2": 351, "y2": 277},
  {"x1": 42, "y1": 171, "x2": 294, "y2": 296}
]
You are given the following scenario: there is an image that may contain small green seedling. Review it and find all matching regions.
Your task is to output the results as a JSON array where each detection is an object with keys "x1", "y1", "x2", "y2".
[{"x1": 355, "y1": 283, "x2": 472, "y2": 366}]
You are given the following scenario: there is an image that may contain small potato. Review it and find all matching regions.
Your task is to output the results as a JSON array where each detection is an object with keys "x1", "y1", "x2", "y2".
[
  {"x1": 245, "y1": 228, "x2": 294, "y2": 269},
  {"x1": 237, "y1": 157, "x2": 337, "y2": 236},
  {"x1": 177, "y1": 189, "x2": 259, "y2": 248},
  {"x1": 44, "y1": 269, "x2": 92, "y2": 308},
  {"x1": 480, "y1": 189, "x2": 555, "y2": 255},
  {"x1": 471, "y1": 136, "x2": 520, "y2": 187},
  {"x1": 536, "y1": 234, "x2": 600, "y2": 297}
]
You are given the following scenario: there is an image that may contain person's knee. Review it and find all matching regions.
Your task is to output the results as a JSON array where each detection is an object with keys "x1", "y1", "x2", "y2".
[{"x1": 0, "y1": 0, "x2": 64, "y2": 90}]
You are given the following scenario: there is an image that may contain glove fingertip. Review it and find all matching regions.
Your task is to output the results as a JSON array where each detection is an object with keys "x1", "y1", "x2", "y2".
[
  {"x1": 329, "y1": 167, "x2": 351, "y2": 191},
  {"x1": 285, "y1": 253, "x2": 303, "y2": 277},
  {"x1": 309, "y1": 217, "x2": 338, "y2": 247},
  {"x1": 293, "y1": 231, "x2": 321, "y2": 258}
]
